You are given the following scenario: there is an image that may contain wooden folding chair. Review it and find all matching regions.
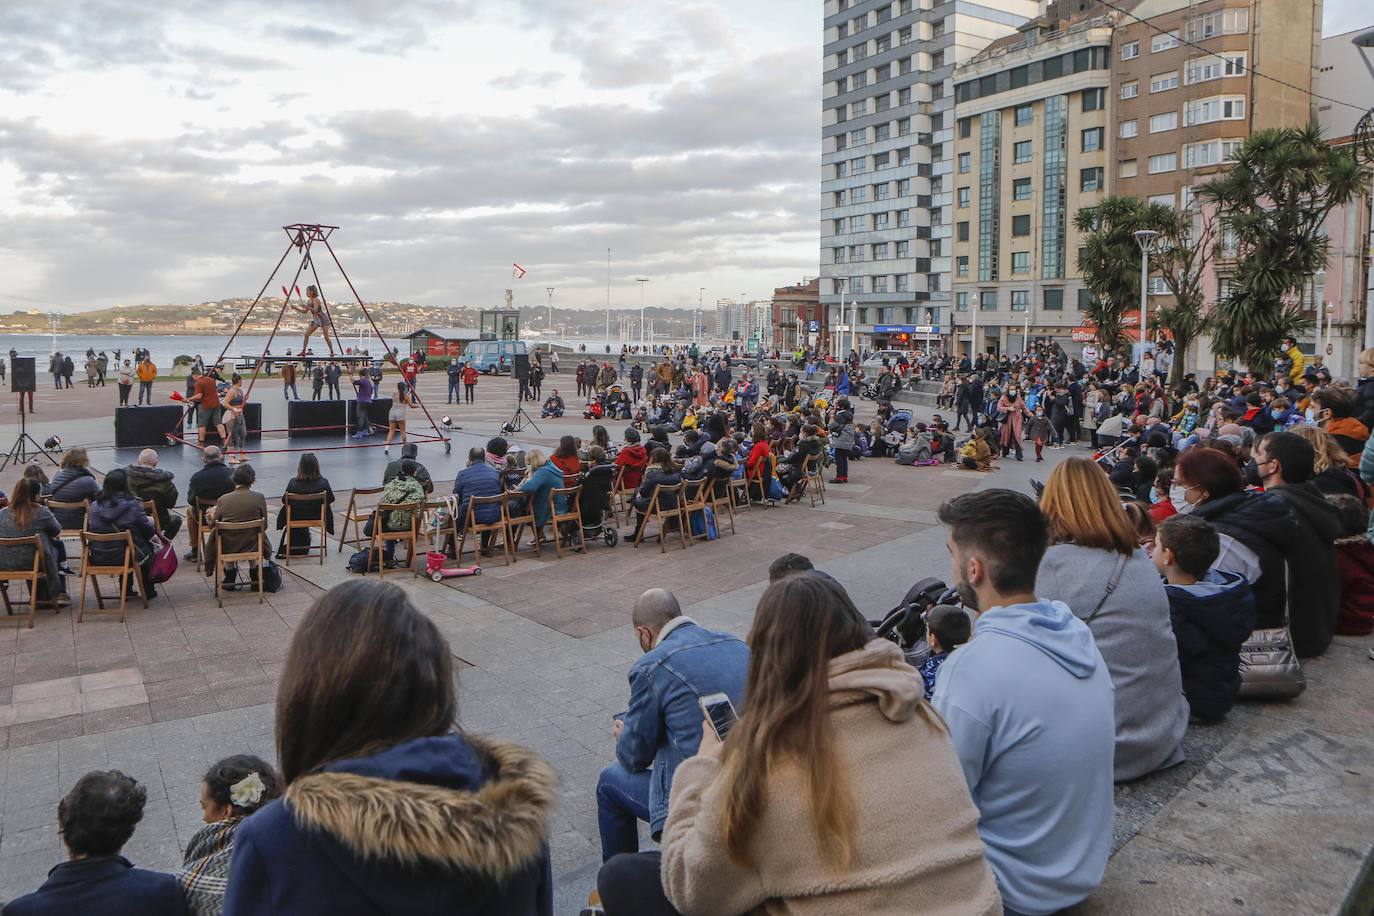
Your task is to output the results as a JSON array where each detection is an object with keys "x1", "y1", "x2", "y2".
[
  {"x1": 747, "y1": 456, "x2": 776, "y2": 507},
  {"x1": 803, "y1": 454, "x2": 826, "y2": 506},
  {"x1": 212, "y1": 518, "x2": 266, "y2": 607},
  {"x1": 549, "y1": 486, "x2": 586, "y2": 557},
  {"x1": 610, "y1": 465, "x2": 631, "y2": 525},
  {"x1": 371, "y1": 502, "x2": 419, "y2": 578},
  {"x1": 456, "y1": 494, "x2": 511, "y2": 566},
  {"x1": 728, "y1": 472, "x2": 750, "y2": 514},
  {"x1": 707, "y1": 476, "x2": 737, "y2": 536},
  {"x1": 633, "y1": 483, "x2": 688, "y2": 553},
  {"x1": 187, "y1": 496, "x2": 219, "y2": 570},
  {"x1": 78, "y1": 531, "x2": 147, "y2": 623},
  {"x1": 47, "y1": 498, "x2": 89, "y2": 571},
  {"x1": 680, "y1": 480, "x2": 710, "y2": 544},
  {"x1": 0, "y1": 535, "x2": 46, "y2": 628},
  {"x1": 504, "y1": 491, "x2": 543, "y2": 561},
  {"x1": 281, "y1": 491, "x2": 328, "y2": 566},
  {"x1": 337, "y1": 486, "x2": 384, "y2": 553}
]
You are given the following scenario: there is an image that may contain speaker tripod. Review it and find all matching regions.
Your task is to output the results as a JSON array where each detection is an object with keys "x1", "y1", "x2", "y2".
[
  {"x1": 503, "y1": 399, "x2": 540, "y2": 434},
  {"x1": 1, "y1": 397, "x2": 56, "y2": 472}
]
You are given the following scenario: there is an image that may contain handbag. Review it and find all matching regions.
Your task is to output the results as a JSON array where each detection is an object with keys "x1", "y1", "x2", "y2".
[
  {"x1": 1236, "y1": 566, "x2": 1306, "y2": 700},
  {"x1": 149, "y1": 534, "x2": 179, "y2": 584}
]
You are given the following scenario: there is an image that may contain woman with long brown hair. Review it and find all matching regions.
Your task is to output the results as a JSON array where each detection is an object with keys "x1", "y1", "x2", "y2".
[
  {"x1": 1035, "y1": 458, "x2": 1188, "y2": 782},
  {"x1": 0, "y1": 477, "x2": 65, "y2": 606},
  {"x1": 223, "y1": 580, "x2": 556, "y2": 915},
  {"x1": 616, "y1": 573, "x2": 1000, "y2": 915}
]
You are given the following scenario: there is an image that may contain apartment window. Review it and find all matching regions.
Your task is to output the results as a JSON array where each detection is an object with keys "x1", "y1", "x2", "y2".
[
  {"x1": 958, "y1": 152, "x2": 971, "y2": 173},
  {"x1": 835, "y1": 134, "x2": 847, "y2": 151},
  {"x1": 1081, "y1": 166, "x2": 1104, "y2": 191},
  {"x1": 877, "y1": 36, "x2": 892, "y2": 54},
  {"x1": 1148, "y1": 152, "x2": 1178, "y2": 174},
  {"x1": 851, "y1": 186, "x2": 867, "y2": 203},
  {"x1": 1119, "y1": 159, "x2": 1138, "y2": 178},
  {"x1": 897, "y1": 147, "x2": 911, "y2": 166},
  {"x1": 1012, "y1": 214, "x2": 1031, "y2": 236},
  {"x1": 957, "y1": 221, "x2": 970, "y2": 241},
  {"x1": 1184, "y1": 95, "x2": 1246, "y2": 125},
  {"x1": 1012, "y1": 252, "x2": 1030, "y2": 274},
  {"x1": 1150, "y1": 71, "x2": 1179, "y2": 93},
  {"x1": 1185, "y1": 52, "x2": 1247, "y2": 85},
  {"x1": 932, "y1": 18, "x2": 945, "y2": 38},
  {"x1": 897, "y1": 178, "x2": 911, "y2": 196},
  {"x1": 833, "y1": 217, "x2": 846, "y2": 234},
  {"x1": 957, "y1": 256, "x2": 969, "y2": 277},
  {"x1": 1011, "y1": 289, "x2": 1029, "y2": 310},
  {"x1": 1120, "y1": 119, "x2": 1138, "y2": 138},
  {"x1": 928, "y1": 273, "x2": 940, "y2": 292},
  {"x1": 851, "y1": 99, "x2": 868, "y2": 116},
  {"x1": 1077, "y1": 288, "x2": 1094, "y2": 310},
  {"x1": 895, "y1": 274, "x2": 909, "y2": 292},
  {"x1": 873, "y1": 242, "x2": 889, "y2": 259},
  {"x1": 957, "y1": 187, "x2": 970, "y2": 207},
  {"x1": 1013, "y1": 177, "x2": 1032, "y2": 200},
  {"x1": 852, "y1": 156, "x2": 868, "y2": 174},
  {"x1": 849, "y1": 128, "x2": 866, "y2": 145},
  {"x1": 1184, "y1": 138, "x2": 1244, "y2": 168},
  {"x1": 833, "y1": 190, "x2": 846, "y2": 207},
  {"x1": 849, "y1": 245, "x2": 864, "y2": 261},
  {"x1": 1120, "y1": 81, "x2": 1139, "y2": 100},
  {"x1": 898, "y1": 86, "x2": 912, "y2": 105},
  {"x1": 875, "y1": 94, "x2": 892, "y2": 113},
  {"x1": 873, "y1": 212, "x2": 889, "y2": 230},
  {"x1": 1013, "y1": 140, "x2": 1032, "y2": 163},
  {"x1": 833, "y1": 247, "x2": 846, "y2": 264},
  {"x1": 959, "y1": 118, "x2": 972, "y2": 139},
  {"x1": 980, "y1": 290, "x2": 997, "y2": 310},
  {"x1": 874, "y1": 151, "x2": 890, "y2": 169},
  {"x1": 1082, "y1": 88, "x2": 1105, "y2": 112},
  {"x1": 897, "y1": 209, "x2": 911, "y2": 228},
  {"x1": 853, "y1": 72, "x2": 867, "y2": 89},
  {"x1": 835, "y1": 161, "x2": 847, "y2": 179},
  {"x1": 1044, "y1": 288, "x2": 1064, "y2": 310},
  {"x1": 1015, "y1": 104, "x2": 1034, "y2": 126},
  {"x1": 1081, "y1": 127, "x2": 1104, "y2": 152},
  {"x1": 1151, "y1": 30, "x2": 1180, "y2": 52},
  {"x1": 898, "y1": 26, "x2": 912, "y2": 44},
  {"x1": 1147, "y1": 193, "x2": 1175, "y2": 208},
  {"x1": 898, "y1": 117, "x2": 912, "y2": 136},
  {"x1": 849, "y1": 276, "x2": 865, "y2": 294},
  {"x1": 1121, "y1": 40, "x2": 1140, "y2": 60},
  {"x1": 875, "y1": 182, "x2": 891, "y2": 200},
  {"x1": 1149, "y1": 111, "x2": 1178, "y2": 133},
  {"x1": 875, "y1": 123, "x2": 890, "y2": 141},
  {"x1": 896, "y1": 241, "x2": 910, "y2": 257},
  {"x1": 873, "y1": 275, "x2": 889, "y2": 293},
  {"x1": 956, "y1": 291, "x2": 969, "y2": 311},
  {"x1": 1184, "y1": 9, "x2": 1248, "y2": 42}
]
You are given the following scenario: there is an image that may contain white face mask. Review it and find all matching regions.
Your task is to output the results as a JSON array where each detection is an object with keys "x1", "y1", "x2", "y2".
[{"x1": 1170, "y1": 484, "x2": 1194, "y2": 514}]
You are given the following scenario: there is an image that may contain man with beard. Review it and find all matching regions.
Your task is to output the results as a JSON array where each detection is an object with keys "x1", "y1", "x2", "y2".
[{"x1": 931, "y1": 489, "x2": 1115, "y2": 916}]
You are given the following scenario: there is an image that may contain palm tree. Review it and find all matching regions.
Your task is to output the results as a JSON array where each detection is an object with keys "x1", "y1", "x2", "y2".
[
  {"x1": 1199, "y1": 124, "x2": 1368, "y2": 374},
  {"x1": 1074, "y1": 197, "x2": 1173, "y2": 354}
]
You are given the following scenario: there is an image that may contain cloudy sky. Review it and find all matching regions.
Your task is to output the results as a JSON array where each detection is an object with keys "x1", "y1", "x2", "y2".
[{"x1": 1, "y1": 0, "x2": 1367, "y2": 313}]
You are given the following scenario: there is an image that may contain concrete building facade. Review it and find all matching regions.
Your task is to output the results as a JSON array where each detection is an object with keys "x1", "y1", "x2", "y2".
[
  {"x1": 821, "y1": 0, "x2": 1037, "y2": 355},
  {"x1": 951, "y1": 12, "x2": 1116, "y2": 356},
  {"x1": 771, "y1": 278, "x2": 824, "y2": 352}
]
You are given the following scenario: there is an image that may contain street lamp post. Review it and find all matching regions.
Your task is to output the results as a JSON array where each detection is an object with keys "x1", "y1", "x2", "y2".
[
  {"x1": 545, "y1": 287, "x2": 555, "y2": 342},
  {"x1": 635, "y1": 277, "x2": 649, "y2": 349},
  {"x1": 697, "y1": 287, "x2": 705, "y2": 344},
  {"x1": 1133, "y1": 230, "x2": 1159, "y2": 369},
  {"x1": 970, "y1": 294, "x2": 979, "y2": 361}
]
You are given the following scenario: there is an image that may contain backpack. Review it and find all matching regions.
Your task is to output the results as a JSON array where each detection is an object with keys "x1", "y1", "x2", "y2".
[
  {"x1": 260, "y1": 558, "x2": 283, "y2": 593},
  {"x1": 347, "y1": 548, "x2": 381, "y2": 573}
]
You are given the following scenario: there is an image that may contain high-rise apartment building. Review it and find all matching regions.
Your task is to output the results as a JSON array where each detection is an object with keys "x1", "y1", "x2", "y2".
[
  {"x1": 951, "y1": 11, "x2": 1116, "y2": 355},
  {"x1": 821, "y1": 0, "x2": 1037, "y2": 354}
]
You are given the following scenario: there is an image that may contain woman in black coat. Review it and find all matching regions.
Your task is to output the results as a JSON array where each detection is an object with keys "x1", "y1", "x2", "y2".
[
  {"x1": 630, "y1": 448, "x2": 682, "y2": 540},
  {"x1": 1174, "y1": 448, "x2": 1298, "y2": 630},
  {"x1": 275, "y1": 453, "x2": 335, "y2": 557},
  {"x1": 42, "y1": 448, "x2": 101, "y2": 530}
]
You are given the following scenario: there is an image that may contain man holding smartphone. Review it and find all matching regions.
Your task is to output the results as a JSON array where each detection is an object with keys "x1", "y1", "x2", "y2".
[{"x1": 596, "y1": 589, "x2": 748, "y2": 870}]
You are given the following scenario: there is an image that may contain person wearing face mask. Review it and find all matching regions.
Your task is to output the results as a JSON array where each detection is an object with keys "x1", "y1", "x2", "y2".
[
  {"x1": 1172, "y1": 448, "x2": 1299, "y2": 637},
  {"x1": 996, "y1": 386, "x2": 1033, "y2": 462},
  {"x1": 932, "y1": 490, "x2": 1115, "y2": 916},
  {"x1": 1311, "y1": 388, "x2": 1369, "y2": 468}
]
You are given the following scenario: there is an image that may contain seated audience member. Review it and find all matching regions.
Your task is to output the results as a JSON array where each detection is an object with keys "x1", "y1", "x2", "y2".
[
  {"x1": 1312, "y1": 387, "x2": 1369, "y2": 465},
  {"x1": 203, "y1": 464, "x2": 267, "y2": 587},
  {"x1": 1294, "y1": 425, "x2": 1363, "y2": 498},
  {"x1": 933, "y1": 489, "x2": 1115, "y2": 916},
  {"x1": 5, "y1": 771, "x2": 187, "y2": 915},
  {"x1": 777, "y1": 424, "x2": 822, "y2": 493},
  {"x1": 1036, "y1": 458, "x2": 1188, "y2": 781},
  {"x1": 485, "y1": 436, "x2": 511, "y2": 472},
  {"x1": 275, "y1": 453, "x2": 335, "y2": 558},
  {"x1": 87, "y1": 469, "x2": 158, "y2": 599},
  {"x1": 767, "y1": 552, "x2": 813, "y2": 582},
  {"x1": 957, "y1": 427, "x2": 995, "y2": 471},
  {"x1": 223, "y1": 581, "x2": 555, "y2": 915},
  {"x1": 599, "y1": 575, "x2": 1000, "y2": 916},
  {"x1": 920, "y1": 603, "x2": 970, "y2": 700},
  {"x1": 125, "y1": 448, "x2": 181, "y2": 538},
  {"x1": 541, "y1": 389, "x2": 566, "y2": 418},
  {"x1": 1255, "y1": 431, "x2": 1342, "y2": 657},
  {"x1": 0, "y1": 478, "x2": 66, "y2": 606},
  {"x1": 364, "y1": 459, "x2": 425, "y2": 566},
  {"x1": 382, "y1": 442, "x2": 433, "y2": 495},
  {"x1": 178, "y1": 756, "x2": 282, "y2": 916},
  {"x1": 595, "y1": 590, "x2": 748, "y2": 868},
  {"x1": 516, "y1": 450, "x2": 567, "y2": 540},
  {"x1": 629, "y1": 449, "x2": 682, "y2": 541},
  {"x1": 613, "y1": 428, "x2": 649, "y2": 490},
  {"x1": 185, "y1": 447, "x2": 235, "y2": 562},
  {"x1": 451, "y1": 447, "x2": 502, "y2": 554},
  {"x1": 1152, "y1": 515, "x2": 1255, "y2": 722},
  {"x1": 551, "y1": 436, "x2": 582, "y2": 488},
  {"x1": 579, "y1": 446, "x2": 616, "y2": 530},
  {"x1": 500, "y1": 455, "x2": 526, "y2": 492},
  {"x1": 43, "y1": 447, "x2": 100, "y2": 530}
]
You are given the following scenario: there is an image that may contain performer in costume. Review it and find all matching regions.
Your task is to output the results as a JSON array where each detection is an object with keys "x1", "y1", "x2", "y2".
[{"x1": 293, "y1": 285, "x2": 336, "y2": 355}]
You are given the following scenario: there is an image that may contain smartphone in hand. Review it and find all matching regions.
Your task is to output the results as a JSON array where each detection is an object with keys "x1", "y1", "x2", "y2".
[{"x1": 698, "y1": 692, "x2": 738, "y2": 741}]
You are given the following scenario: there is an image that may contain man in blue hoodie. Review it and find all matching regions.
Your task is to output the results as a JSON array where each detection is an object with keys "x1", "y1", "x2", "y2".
[{"x1": 932, "y1": 489, "x2": 1116, "y2": 916}]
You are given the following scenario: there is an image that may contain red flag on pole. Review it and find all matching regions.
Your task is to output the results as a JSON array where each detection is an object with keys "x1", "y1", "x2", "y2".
[{"x1": 512, "y1": 263, "x2": 527, "y2": 279}]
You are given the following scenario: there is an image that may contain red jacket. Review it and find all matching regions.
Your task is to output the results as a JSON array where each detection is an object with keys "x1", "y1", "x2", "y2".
[
  {"x1": 461, "y1": 366, "x2": 479, "y2": 385},
  {"x1": 614, "y1": 444, "x2": 649, "y2": 490}
]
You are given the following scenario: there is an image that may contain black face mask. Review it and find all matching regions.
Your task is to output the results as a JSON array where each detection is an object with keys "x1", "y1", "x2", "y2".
[{"x1": 1243, "y1": 458, "x2": 1262, "y2": 488}]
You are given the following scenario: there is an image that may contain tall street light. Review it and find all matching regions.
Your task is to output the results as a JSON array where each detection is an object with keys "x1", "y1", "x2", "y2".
[
  {"x1": 970, "y1": 293, "x2": 979, "y2": 361},
  {"x1": 1134, "y1": 229, "x2": 1159, "y2": 367},
  {"x1": 697, "y1": 287, "x2": 705, "y2": 344},
  {"x1": 635, "y1": 277, "x2": 649, "y2": 349},
  {"x1": 545, "y1": 287, "x2": 555, "y2": 341}
]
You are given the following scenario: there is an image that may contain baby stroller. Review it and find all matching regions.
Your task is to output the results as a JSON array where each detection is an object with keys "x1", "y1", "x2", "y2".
[
  {"x1": 869, "y1": 577, "x2": 960, "y2": 668},
  {"x1": 579, "y1": 463, "x2": 619, "y2": 547}
]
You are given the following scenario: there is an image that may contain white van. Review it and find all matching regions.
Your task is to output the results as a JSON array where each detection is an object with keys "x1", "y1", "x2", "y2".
[{"x1": 461, "y1": 340, "x2": 528, "y2": 375}]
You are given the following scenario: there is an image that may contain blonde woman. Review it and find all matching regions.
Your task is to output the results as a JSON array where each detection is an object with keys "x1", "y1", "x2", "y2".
[{"x1": 1291, "y1": 425, "x2": 1362, "y2": 499}]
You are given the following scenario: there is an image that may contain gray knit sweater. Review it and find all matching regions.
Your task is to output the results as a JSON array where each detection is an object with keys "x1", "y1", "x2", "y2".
[{"x1": 1036, "y1": 543, "x2": 1189, "y2": 782}]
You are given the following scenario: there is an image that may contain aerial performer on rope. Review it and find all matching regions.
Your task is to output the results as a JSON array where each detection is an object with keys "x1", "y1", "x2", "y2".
[{"x1": 293, "y1": 284, "x2": 336, "y2": 355}]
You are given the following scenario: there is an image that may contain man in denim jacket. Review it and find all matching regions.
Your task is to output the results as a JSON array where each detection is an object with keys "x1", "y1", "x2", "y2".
[{"x1": 596, "y1": 589, "x2": 748, "y2": 863}]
